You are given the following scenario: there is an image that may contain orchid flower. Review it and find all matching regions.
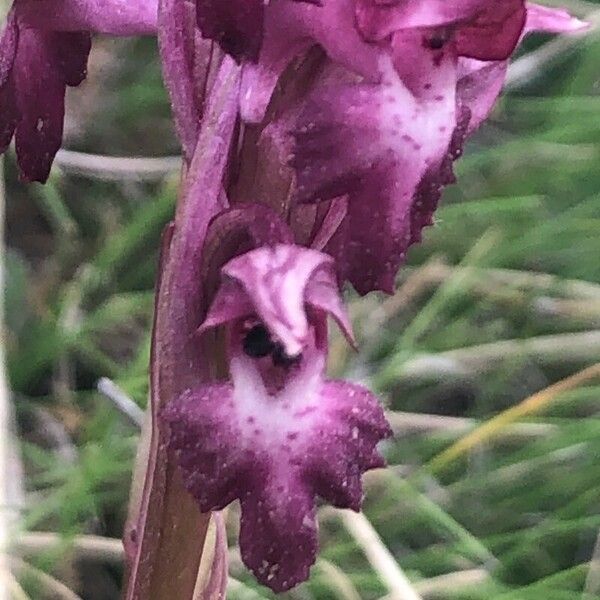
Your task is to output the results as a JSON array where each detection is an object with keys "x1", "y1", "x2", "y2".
[
  {"x1": 288, "y1": 3, "x2": 587, "y2": 293},
  {"x1": 163, "y1": 242, "x2": 392, "y2": 591},
  {"x1": 139, "y1": 3, "x2": 583, "y2": 592},
  {"x1": 0, "y1": 0, "x2": 157, "y2": 182}
]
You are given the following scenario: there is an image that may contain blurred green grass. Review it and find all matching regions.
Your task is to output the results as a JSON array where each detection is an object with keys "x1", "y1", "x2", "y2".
[{"x1": 3, "y1": 4, "x2": 600, "y2": 599}]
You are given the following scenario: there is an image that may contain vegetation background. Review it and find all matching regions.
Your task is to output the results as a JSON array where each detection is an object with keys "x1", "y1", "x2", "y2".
[{"x1": 2, "y1": 0, "x2": 600, "y2": 598}]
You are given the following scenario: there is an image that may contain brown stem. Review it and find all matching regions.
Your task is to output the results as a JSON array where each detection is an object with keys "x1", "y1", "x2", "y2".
[{"x1": 123, "y1": 59, "x2": 241, "y2": 600}]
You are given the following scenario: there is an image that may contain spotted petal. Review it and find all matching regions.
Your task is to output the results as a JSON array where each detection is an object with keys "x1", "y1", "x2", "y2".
[
  {"x1": 164, "y1": 242, "x2": 390, "y2": 590},
  {"x1": 164, "y1": 336, "x2": 390, "y2": 591},
  {"x1": 290, "y1": 4, "x2": 586, "y2": 294},
  {"x1": 291, "y1": 37, "x2": 460, "y2": 294}
]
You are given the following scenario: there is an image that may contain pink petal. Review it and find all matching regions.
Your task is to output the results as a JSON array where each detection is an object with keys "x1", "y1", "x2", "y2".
[
  {"x1": 356, "y1": 0, "x2": 492, "y2": 41},
  {"x1": 13, "y1": 29, "x2": 67, "y2": 183},
  {"x1": 203, "y1": 244, "x2": 351, "y2": 355},
  {"x1": 290, "y1": 1, "x2": 583, "y2": 294},
  {"x1": 239, "y1": 481, "x2": 318, "y2": 591},
  {"x1": 308, "y1": 380, "x2": 391, "y2": 507},
  {"x1": 525, "y1": 3, "x2": 589, "y2": 34},
  {"x1": 457, "y1": 58, "x2": 507, "y2": 134},
  {"x1": 305, "y1": 263, "x2": 355, "y2": 347},
  {"x1": 17, "y1": 0, "x2": 158, "y2": 35},
  {"x1": 292, "y1": 41, "x2": 459, "y2": 293},
  {"x1": 163, "y1": 383, "x2": 246, "y2": 511},
  {"x1": 456, "y1": 2, "x2": 587, "y2": 134},
  {"x1": 240, "y1": 0, "x2": 380, "y2": 123},
  {"x1": 200, "y1": 203, "x2": 295, "y2": 301},
  {"x1": 198, "y1": 278, "x2": 256, "y2": 333}
]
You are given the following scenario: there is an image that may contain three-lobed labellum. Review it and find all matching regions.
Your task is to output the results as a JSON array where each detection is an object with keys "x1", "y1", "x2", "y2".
[
  {"x1": 188, "y1": 0, "x2": 585, "y2": 295},
  {"x1": 287, "y1": 1, "x2": 586, "y2": 294}
]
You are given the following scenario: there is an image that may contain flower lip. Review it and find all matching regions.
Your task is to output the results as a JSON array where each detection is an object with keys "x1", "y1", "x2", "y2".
[
  {"x1": 163, "y1": 237, "x2": 389, "y2": 592},
  {"x1": 288, "y1": 2, "x2": 586, "y2": 295},
  {"x1": 164, "y1": 313, "x2": 391, "y2": 591}
]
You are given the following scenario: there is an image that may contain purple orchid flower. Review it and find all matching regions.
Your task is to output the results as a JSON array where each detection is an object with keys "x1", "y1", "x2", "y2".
[
  {"x1": 288, "y1": 2, "x2": 586, "y2": 294},
  {"x1": 163, "y1": 242, "x2": 392, "y2": 591},
  {"x1": 0, "y1": 0, "x2": 157, "y2": 182}
]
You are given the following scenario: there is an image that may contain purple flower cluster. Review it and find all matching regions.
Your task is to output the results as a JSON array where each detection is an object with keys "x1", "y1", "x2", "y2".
[{"x1": 2, "y1": 0, "x2": 585, "y2": 594}]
